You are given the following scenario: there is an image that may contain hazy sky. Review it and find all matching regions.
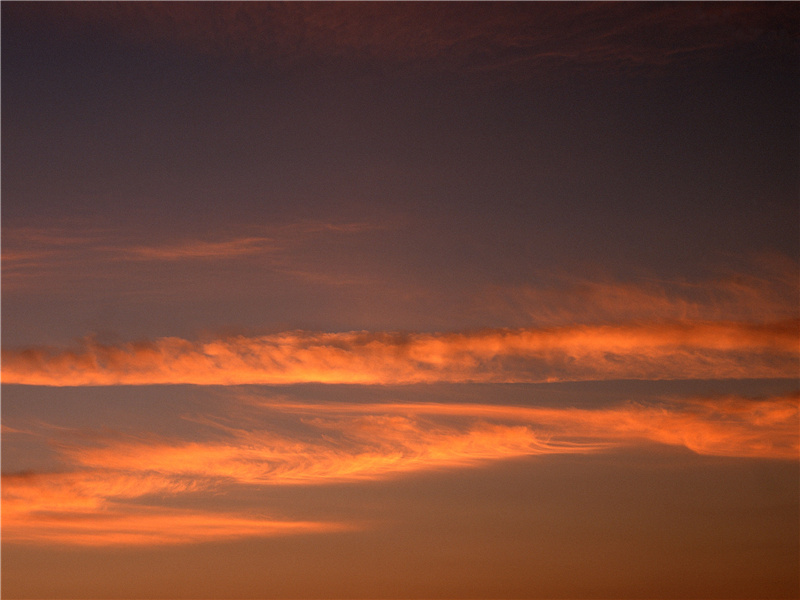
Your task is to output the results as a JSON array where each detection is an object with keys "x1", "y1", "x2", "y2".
[{"x1": 2, "y1": 3, "x2": 798, "y2": 599}]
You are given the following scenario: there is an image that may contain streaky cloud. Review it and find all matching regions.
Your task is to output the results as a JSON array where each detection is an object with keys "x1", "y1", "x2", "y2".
[
  {"x1": 1, "y1": 220, "x2": 388, "y2": 293},
  {"x1": 123, "y1": 236, "x2": 278, "y2": 260},
  {"x1": 483, "y1": 258, "x2": 799, "y2": 327},
  {"x1": 3, "y1": 320, "x2": 797, "y2": 386},
  {"x1": 3, "y1": 393, "x2": 794, "y2": 546},
  {"x1": 249, "y1": 394, "x2": 800, "y2": 461}
]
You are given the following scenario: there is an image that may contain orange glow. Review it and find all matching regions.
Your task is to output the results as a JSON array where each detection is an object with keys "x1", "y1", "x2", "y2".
[
  {"x1": 0, "y1": 471, "x2": 352, "y2": 546},
  {"x1": 61, "y1": 420, "x2": 598, "y2": 485},
  {"x1": 3, "y1": 320, "x2": 797, "y2": 386},
  {"x1": 2, "y1": 393, "x2": 795, "y2": 546},
  {"x1": 2, "y1": 504, "x2": 350, "y2": 547},
  {"x1": 249, "y1": 393, "x2": 800, "y2": 461}
]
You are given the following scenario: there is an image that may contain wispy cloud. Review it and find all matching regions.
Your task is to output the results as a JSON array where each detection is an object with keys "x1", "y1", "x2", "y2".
[
  {"x1": 253, "y1": 395, "x2": 798, "y2": 461},
  {"x1": 3, "y1": 509, "x2": 350, "y2": 547},
  {"x1": 1, "y1": 469, "x2": 350, "y2": 546},
  {"x1": 481, "y1": 255, "x2": 799, "y2": 327},
  {"x1": 3, "y1": 393, "x2": 795, "y2": 545},
  {"x1": 1, "y1": 220, "x2": 385, "y2": 292},
  {"x1": 64, "y1": 395, "x2": 800, "y2": 481},
  {"x1": 19, "y1": 3, "x2": 796, "y2": 76},
  {"x1": 3, "y1": 320, "x2": 796, "y2": 386},
  {"x1": 119, "y1": 221, "x2": 383, "y2": 261},
  {"x1": 122, "y1": 236, "x2": 277, "y2": 260}
]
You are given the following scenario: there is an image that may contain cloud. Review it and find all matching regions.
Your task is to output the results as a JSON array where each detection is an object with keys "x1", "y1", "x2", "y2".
[
  {"x1": 3, "y1": 320, "x2": 797, "y2": 386},
  {"x1": 1, "y1": 466, "x2": 352, "y2": 546},
  {"x1": 123, "y1": 236, "x2": 277, "y2": 260},
  {"x1": 1, "y1": 473, "x2": 350, "y2": 546},
  {"x1": 1, "y1": 220, "x2": 385, "y2": 292},
  {"x1": 3, "y1": 509, "x2": 350, "y2": 547},
  {"x1": 247, "y1": 394, "x2": 800, "y2": 461},
  {"x1": 62, "y1": 395, "x2": 800, "y2": 486},
  {"x1": 10, "y1": 2, "x2": 795, "y2": 77},
  {"x1": 3, "y1": 393, "x2": 794, "y2": 546},
  {"x1": 61, "y1": 420, "x2": 595, "y2": 486},
  {"x1": 481, "y1": 255, "x2": 799, "y2": 327},
  {"x1": 1, "y1": 412, "x2": 581, "y2": 547}
]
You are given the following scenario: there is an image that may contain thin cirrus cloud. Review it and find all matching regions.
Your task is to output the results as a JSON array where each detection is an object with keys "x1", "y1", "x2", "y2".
[
  {"x1": 1, "y1": 221, "x2": 377, "y2": 264},
  {"x1": 3, "y1": 509, "x2": 350, "y2": 547},
  {"x1": 2, "y1": 319, "x2": 797, "y2": 386},
  {"x1": 1, "y1": 221, "x2": 383, "y2": 291},
  {"x1": 2, "y1": 393, "x2": 796, "y2": 545},
  {"x1": 26, "y1": 2, "x2": 798, "y2": 75},
  {"x1": 246, "y1": 396, "x2": 799, "y2": 461},
  {"x1": 123, "y1": 236, "x2": 278, "y2": 260},
  {"x1": 120, "y1": 221, "x2": 382, "y2": 261},
  {"x1": 483, "y1": 257, "x2": 799, "y2": 326},
  {"x1": 64, "y1": 394, "x2": 800, "y2": 478},
  {"x1": 0, "y1": 469, "x2": 350, "y2": 546}
]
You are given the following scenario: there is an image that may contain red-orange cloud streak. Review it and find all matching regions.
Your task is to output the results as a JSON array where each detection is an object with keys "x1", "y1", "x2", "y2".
[
  {"x1": 65, "y1": 395, "x2": 799, "y2": 484},
  {"x1": 3, "y1": 394, "x2": 795, "y2": 546},
  {"x1": 248, "y1": 394, "x2": 800, "y2": 461},
  {"x1": 0, "y1": 469, "x2": 353, "y2": 546},
  {"x1": 3, "y1": 320, "x2": 797, "y2": 386}
]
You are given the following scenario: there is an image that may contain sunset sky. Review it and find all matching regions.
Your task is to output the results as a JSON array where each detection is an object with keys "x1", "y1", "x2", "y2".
[{"x1": 2, "y1": 2, "x2": 799, "y2": 599}]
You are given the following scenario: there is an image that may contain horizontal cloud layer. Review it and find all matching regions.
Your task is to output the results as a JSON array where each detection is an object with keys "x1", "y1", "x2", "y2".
[
  {"x1": 0, "y1": 221, "x2": 384, "y2": 293},
  {"x1": 484, "y1": 256, "x2": 799, "y2": 326},
  {"x1": 3, "y1": 320, "x2": 797, "y2": 386},
  {"x1": 3, "y1": 393, "x2": 796, "y2": 545},
  {"x1": 1, "y1": 470, "x2": 350, "y2": 546}
]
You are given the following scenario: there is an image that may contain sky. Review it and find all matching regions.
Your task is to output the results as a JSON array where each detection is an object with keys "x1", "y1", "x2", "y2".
[{"x1": 1, "y1": 2, "x2": 799, "y2": 599}]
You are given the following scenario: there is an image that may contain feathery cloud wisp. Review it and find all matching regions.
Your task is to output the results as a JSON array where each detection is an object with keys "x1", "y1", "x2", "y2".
[
  {"x1": 1, "y1": 473, "x2": 350, "y2": 546},
  {"x1": 3, "y1": 393, "x2": 795, "y2": 546},
  {"x1": 3, "y1": 320, "x2": 797, "y2": 386}
]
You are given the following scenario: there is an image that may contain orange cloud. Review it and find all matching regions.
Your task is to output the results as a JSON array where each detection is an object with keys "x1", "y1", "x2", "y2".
[
  {"x1": 3, "y1": 510, "x2": 350, "y2": 547},
  {"x1": 228, "y1": 393, "x2": 800, "y2": 462},
  {"x1": 3, "y1": 320, "x2": 797, "y2": 386},
  {"x1": 42, "y1": 395, "x2": 800, "y2": 487},
  {"x1": 4, "y1": 393, "x2": 795, "y2": 546},
  {"x1": 1, "y1": 417, "x2": 570, "y2": 546},
  {"x1": 483, "y1": 256, "x2": 799, "y2": 327},
  {"x1": 61, "y1": 420, "x2": 596, "y2": 486},
  {"x1": 0, "y1": 470, "x2": 351, "y2": 546}
]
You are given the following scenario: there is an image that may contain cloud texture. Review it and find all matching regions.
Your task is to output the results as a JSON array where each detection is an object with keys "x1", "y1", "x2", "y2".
[
  {"x1": 3, "y1": 393, "x2": 796, "y2": 545},
  {"x1": 3, "y1": 319, "x2": 796, "y2": 386}
]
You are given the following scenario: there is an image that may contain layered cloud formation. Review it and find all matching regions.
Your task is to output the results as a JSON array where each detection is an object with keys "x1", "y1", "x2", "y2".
[{"x1": 3, "y1": 393, "x2": 796, "y2": 546}]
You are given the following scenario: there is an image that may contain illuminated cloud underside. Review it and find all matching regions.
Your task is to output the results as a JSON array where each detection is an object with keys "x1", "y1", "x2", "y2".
[
  {"x1": 2, "y1": 320, "x2": 797, "y2": 386},
  {"x1": 3, "y1": 394, "x2": 796, "y2": 546}
]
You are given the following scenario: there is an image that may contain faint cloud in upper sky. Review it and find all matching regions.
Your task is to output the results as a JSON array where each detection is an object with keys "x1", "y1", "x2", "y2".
[
  {"x1": 480, "y1": 254, "x2": 799, "y2": 327},
  {"x1": 8, "y1": 2, "x2": 798, "y2": 77},
  {"x1": 1, "y1": 219, "x2": 388, "y2": 291}
]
